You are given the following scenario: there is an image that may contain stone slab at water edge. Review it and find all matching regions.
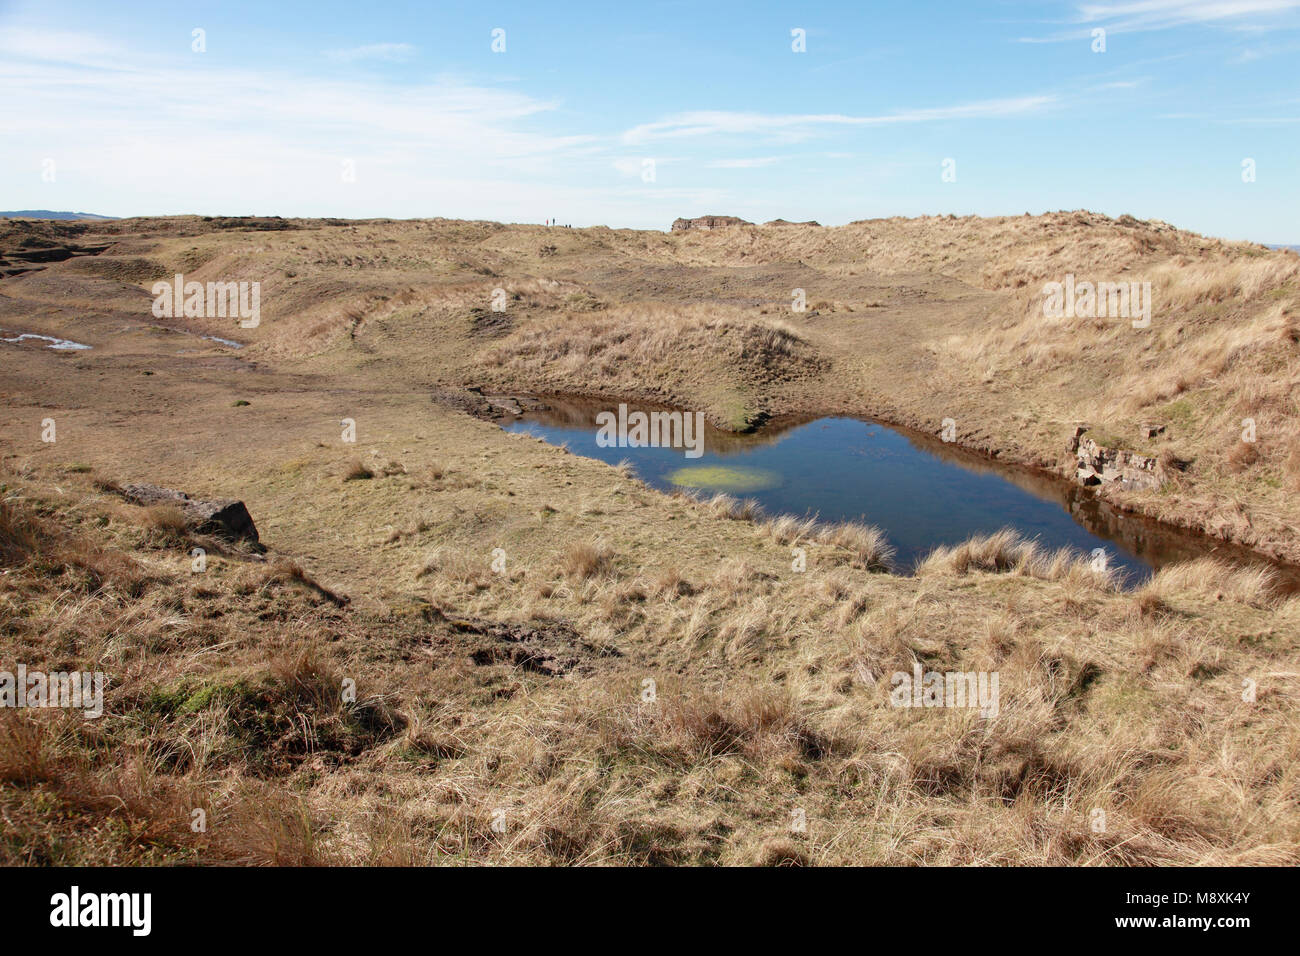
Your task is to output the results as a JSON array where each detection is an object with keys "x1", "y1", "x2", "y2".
[{"x1": 1069, "y1": 430, "x2": 1162, "y2": 492}]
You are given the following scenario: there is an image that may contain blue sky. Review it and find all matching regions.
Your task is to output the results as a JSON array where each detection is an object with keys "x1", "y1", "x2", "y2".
[{"x1": 2, "y1": 0, "x2": 1298, "y2": 239}]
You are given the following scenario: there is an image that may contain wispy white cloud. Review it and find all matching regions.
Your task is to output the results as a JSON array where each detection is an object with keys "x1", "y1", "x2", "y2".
[
  {"x1": 323, "y1": 42, "x2": 416, "y2": 63},
  {"x1": 1021, "y1": 0, "x2": 1300, "y2": 40},
  {"x1": 622, "y1": 96, "x2": 1056, "y2": 144},
  {"x1": 0, "y1": 47, "x2": 605, "y2": 220},
  {"x1": 1076, "y1": 0, "x2": 1300, "y2": 28},
  {"x1": 0, "y1": 27, "x2": 127, "y2": 67}
]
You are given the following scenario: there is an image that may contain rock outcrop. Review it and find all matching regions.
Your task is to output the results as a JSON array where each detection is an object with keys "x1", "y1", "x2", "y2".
[
  {"x1": 122, "y1": 483, "x2": 260, "y2": 543},
  {"x1": 763, "y1": 219, "x2": 822, "y2": 227},
  {"x1": 670, "y1": 215, "x2": 753, "y2": 232},
  {"x1": 1140, "y1": 422, "x2": 1166, "y2": 439},
  {"x1": 0, "y1": 241, "x2": 110, "y2": 280},
  {"x1": 1070, "y1": 432, "x2": 1162, "y2": 491}
]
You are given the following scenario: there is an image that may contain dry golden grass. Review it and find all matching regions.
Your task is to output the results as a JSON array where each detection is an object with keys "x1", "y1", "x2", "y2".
[
  {"x1": 1141, "y1": 557, "x2": 1278, "y2": 608},
  {"x1": 562, "y1": 540, "x2": 614, "y2": 579},
  {"x1": 2, "y1": 476, "x2": 1297, "y2": 866},
  {"x1": 815, "y1": 521, "x2": 896, "y2": 571},
  {"x1": 917, "y1": 530, "x2": 1106, "y2": 586},
  {"x1": 4, "y1": 212, "x2": 1300, "y2": 866},
  {"x1": 763, "y1": 513, "x2": 819, "y2": 545},
  {"x1": 480, "y1": 305, "x2": 824, "y2": 429},
  {"x1": 141, "y1": 503, "x2": 189, "y2": 541},
  {"x1": 0, "y1": 498, "x2": 43, "y2": 565},
  {"x1": 484, "y1": 306, "x2": 812, "y2": 376}
]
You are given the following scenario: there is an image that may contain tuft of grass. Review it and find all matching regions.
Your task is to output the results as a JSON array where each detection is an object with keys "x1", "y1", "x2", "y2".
[
  {"x1": 342, "y1": 459, "x2": 374, "y2": 481},
  {"x1": 754, "y1": 838, "x2": 811, "y2": 867},
  {"x1": 920, "y1": 528, "x2": 1032, "y2": 575},
  {"x1": 816, "y1": 521, "x2": 895, "y2": 572},
  {"x1": 651, "y1": 566, "x2": 695, "y2": 598},
  {"x1": 0, "y1": 499, "x2": 44, "y2": 567},
  {"x1": 697, "y1": 493, "x2": 764, "y2": 521},
  {"x1": 1145, "y1": 558, "x2": 1277, "y2": 608},
  {"x1": 562, "y1": 541, "x2": 614, "y2": 579},
  {"x1": 0, "y1": 713, "x2": 53, "y2": 787},
  {"x1": 1227, "y1": 440, "x2": 1260, "y2": 473},
  {"x1": 1131, "y1": 588, "x2": 1175, "y2": 620},
  {"x1": 141, "y1": 503, "x2": 190, "y2": 541},
  {"x1": 916, "y1": 529, "x2": 1105, "y2": 585},
  {"x1": 763, "y1": 513, "x2": 819, "y2": 544}
]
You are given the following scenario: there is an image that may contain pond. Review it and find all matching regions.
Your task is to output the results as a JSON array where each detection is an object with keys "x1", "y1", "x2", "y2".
[{"x1": 502, "y1": 395, "x2": 1297, "y2": 587}]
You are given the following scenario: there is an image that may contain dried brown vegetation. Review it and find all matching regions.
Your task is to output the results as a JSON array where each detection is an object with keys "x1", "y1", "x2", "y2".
[
  {"x1": 1, "y1": 461, "x2": 1296, "y2": 866},
  {"x1": 3, "y1": 212, "x2": 1299, "y2": 866}
]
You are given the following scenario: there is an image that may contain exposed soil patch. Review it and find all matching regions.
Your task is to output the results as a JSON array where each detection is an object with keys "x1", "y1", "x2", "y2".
[
  {"x1": 423, "y1": 606, "x2": 619, "y2": 676},
  {"x1": 431, "y1": 386, "x2": 550, "y2": 422},
  {"x1": 0, "y1": 240, "x2": 111, "y2": 279},
  {"x1": 466, "y1": 306, "x2": 515, "y2": 339}
]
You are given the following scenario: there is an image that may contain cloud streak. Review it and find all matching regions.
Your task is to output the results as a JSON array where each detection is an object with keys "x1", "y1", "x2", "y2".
[
  {"x1": 1077, "y1": 0, "x2": 1300, "y2": 27},
  {"x1": 1021, "y1": 0, "x2": 1300, "y2": 40},
  {"x1": 0, "y1": 42, "x2": 606, "y2": 222},
  {"x1": 621, "y1": 96, "x2": 1057, "y2": 144}
]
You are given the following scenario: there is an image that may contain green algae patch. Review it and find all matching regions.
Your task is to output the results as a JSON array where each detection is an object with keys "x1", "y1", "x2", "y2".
[{"x1": 666, "y1": 465, "x2": 781, "y2": 492}]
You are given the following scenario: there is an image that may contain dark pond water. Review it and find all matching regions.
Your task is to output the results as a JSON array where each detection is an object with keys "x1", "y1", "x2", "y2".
[{"x1": 502, "y1": 395, "x2": 1298, "y2": 588}]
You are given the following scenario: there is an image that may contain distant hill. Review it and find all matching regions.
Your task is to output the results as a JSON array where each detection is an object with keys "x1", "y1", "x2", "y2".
[{"x1": 0, "y1": 210, "x2": 117, "y2": 221}]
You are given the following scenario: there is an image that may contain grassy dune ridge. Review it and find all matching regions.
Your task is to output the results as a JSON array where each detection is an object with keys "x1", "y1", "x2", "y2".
[{"x1": 1, "y1": 212, "x2": 1298, "y2": 864}]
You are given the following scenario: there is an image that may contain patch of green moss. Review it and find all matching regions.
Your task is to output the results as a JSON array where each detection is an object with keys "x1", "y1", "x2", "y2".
[
  {"x1": 713, "y1": 393, "x2": 760, "y2": 432},
  {"x1": 1086, "y1": 428, "x2": 1125, "y2": 448},
  {"x1": 143, "y1": 676, "x2": 260, "y2": 716},
  {"x1": 666, "y1": 465, "x2": 781, "y2": 492},
  {"x1": 1159, "y1": 398, "x2": 1196, "y2": 427}
]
